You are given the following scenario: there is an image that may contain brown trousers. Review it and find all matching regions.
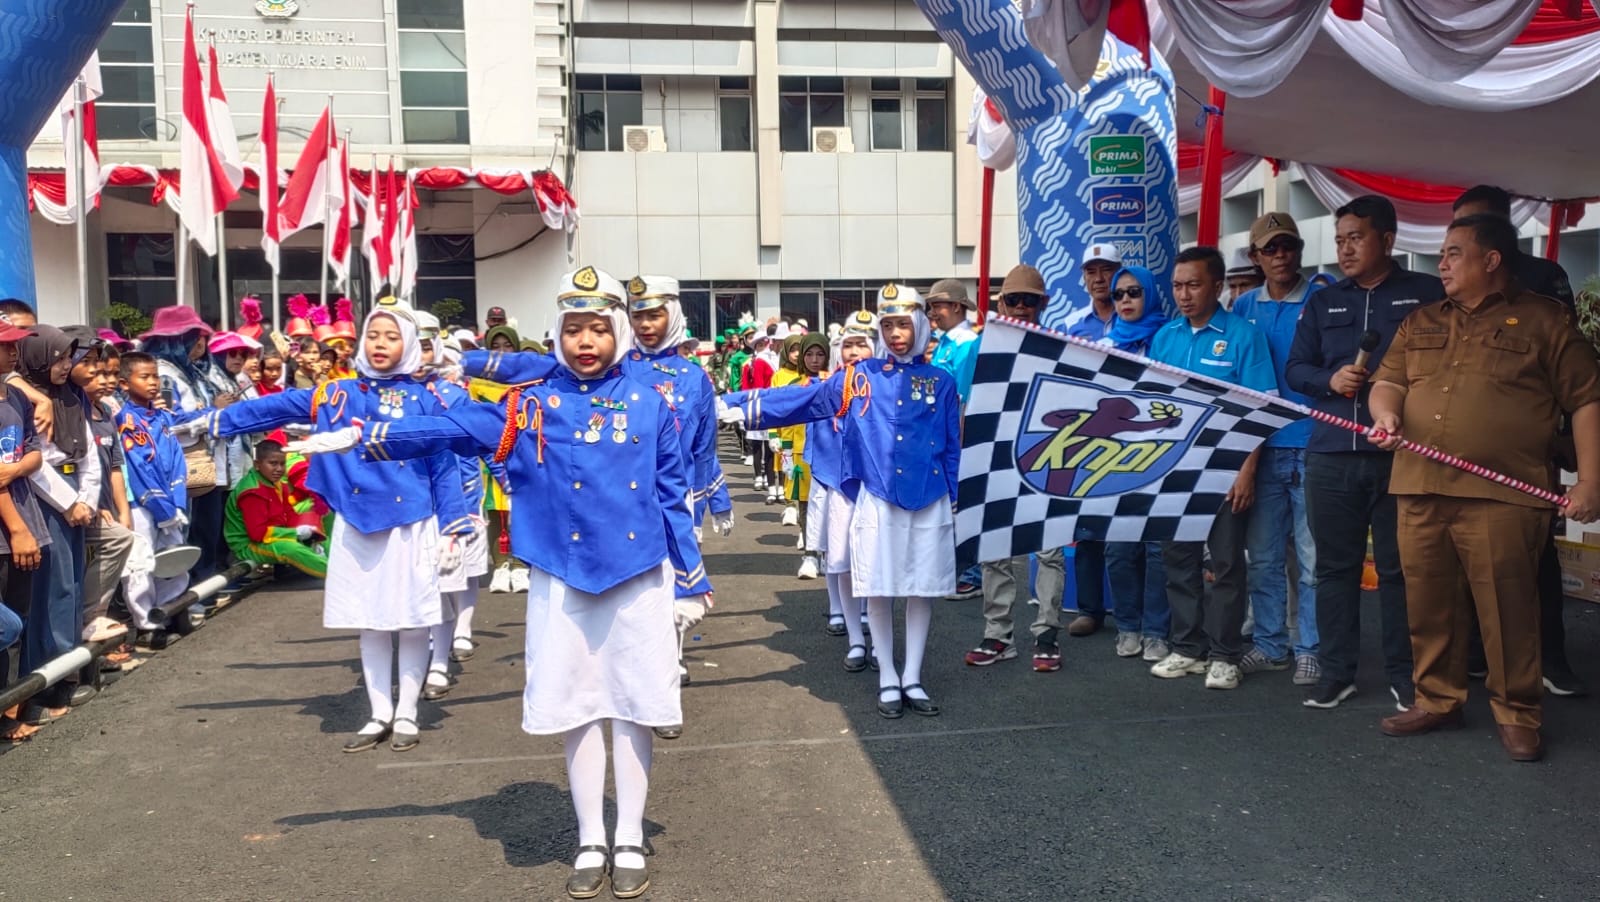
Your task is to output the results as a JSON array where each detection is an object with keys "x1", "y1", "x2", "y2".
[{"x1": 1396, "y1": 496, "x2": 1546, "y2": 728}]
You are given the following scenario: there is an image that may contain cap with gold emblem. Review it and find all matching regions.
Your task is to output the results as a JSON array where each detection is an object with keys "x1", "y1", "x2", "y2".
[
  {"x1": 557, "y1": 266, "x2": 625, "y2": 310},
  {"x1": 876, "y1": 283, "x2": 923, "y2": 317},
  {"x1": 411, "y1": 308, "x2": 440, "y2": 340},
  {"x1": 841, "y1": 309, "x2": 878, "y2": 338},
  {"x1": 627, "y1": 275, "x2": 680, "y2": 312}
]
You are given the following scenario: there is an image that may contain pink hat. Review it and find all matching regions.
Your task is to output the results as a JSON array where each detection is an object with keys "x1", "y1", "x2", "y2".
[
  {"x1": 96, "y1": 328, "x2": 133, "y2": 350},
  {"x1": 138, "y1": 305, "x2": 215, "y2": 341},
  {"x1": 208, "y1": 331, "x2": 261, "y2": 355}
]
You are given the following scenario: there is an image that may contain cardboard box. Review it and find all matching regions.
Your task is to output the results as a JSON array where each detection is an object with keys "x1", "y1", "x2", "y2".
[{"x1": 1556, "y1": 538, "x2": 1600, "y2": 604}]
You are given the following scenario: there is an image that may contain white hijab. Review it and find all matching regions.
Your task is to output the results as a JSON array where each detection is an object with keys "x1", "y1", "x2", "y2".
[
  {"x1": 634, "y1": 298, "x2": 687, "y2": 353},
  {"x1": 879, "y1": 308, "x2": 931, "y2": 365},
  {"x1": 554, "y1": 304, "x2": 634, "y2": 374},
  {"x1": 354, "y1": 307, "x2": 421, "y2": 380}
]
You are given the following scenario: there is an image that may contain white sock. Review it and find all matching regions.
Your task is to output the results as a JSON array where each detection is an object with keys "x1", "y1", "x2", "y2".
[
  {"x1": 565, "y1": 720, "x2": 608, "y2": 869},
  {"x1": 428, "y1": 620, "x2": 452, "y2": 681},
  {"x1": 611, "y1": 719, "x2": 654, "y2": 869},
  {"x1": 902, "y1": 597, "x2": 933, "y2": 700},
  {"x1": 358, "y1": 630, "x2": 395, "y2": 726},
  {"x1": 867, "y1": 596, "x2": 900, "y2": 690},
  {"x1": 835, "y1": 572, "x2": 865, "y2": 649},
  {"x1": 392, "y1": 628, "x2": 429, "y2": 733},
  {"x1": 452, "y1": 580, "x2": 478, "y2": 643},
  {"x1": 825, "y1": 572, "x2": 845, "y2": 620}
]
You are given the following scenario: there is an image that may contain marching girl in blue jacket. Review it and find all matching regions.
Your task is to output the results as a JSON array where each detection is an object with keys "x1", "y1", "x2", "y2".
[
  {"x1": 723, "y1": 285, "x2": 960, "y2": 718},
  {"x1": 191, "y1": 302, "x2": 473, "y2": 754},
  {"x1": 804, "y1": 310, "x2": 877, "y2": 669},
  {"x1": 297, "y1": 267, "x2": 710, "y2": 900}
]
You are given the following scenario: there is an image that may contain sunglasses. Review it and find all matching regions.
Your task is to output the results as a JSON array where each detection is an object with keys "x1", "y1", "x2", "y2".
[
  {"x1": 1002, "y1": 292, "x2": 1044, "y2": 308},
  {"x1": 1112, "y1": 287, "x2": 1144, "y2": 301},
  {"x1": 1256, "y1": 239, "x2": 1303, "y2": 257}
]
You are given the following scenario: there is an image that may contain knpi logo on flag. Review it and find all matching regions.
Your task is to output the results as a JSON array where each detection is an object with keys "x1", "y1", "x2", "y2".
[
  {"x1": 1013, "y1": 374, "x2": 1214, "y2": 499},
  {"x1": 1091, "y1": 186, "x2": 1147, "y2": 225},
  {"x1": 1088, "y1": 136, "x2": 1147, "y2": 176}
]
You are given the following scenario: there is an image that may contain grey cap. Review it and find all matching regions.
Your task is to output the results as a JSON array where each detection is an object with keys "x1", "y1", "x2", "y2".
[{"x1": 926, "y1": 278, "x2": 976, "y2": 311}]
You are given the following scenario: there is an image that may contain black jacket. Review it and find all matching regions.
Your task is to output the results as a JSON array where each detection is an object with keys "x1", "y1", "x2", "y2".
[{"x1": 1286, "y1": 266, "x2": 1445, "y2": 453}]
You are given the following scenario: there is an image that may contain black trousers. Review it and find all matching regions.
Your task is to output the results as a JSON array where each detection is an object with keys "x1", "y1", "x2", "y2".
[
  {"x1": 1162, "y1": 503, "x2": 1248, "y2": 665},
  {"x1": 1305, "y1": 452, "x2": 1412, "y2": 688}
]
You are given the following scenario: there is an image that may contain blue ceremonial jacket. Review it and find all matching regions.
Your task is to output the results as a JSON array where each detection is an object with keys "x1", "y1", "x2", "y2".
[
  {"x1": 362, "y1": 363, "x2": 712, "y2": 598},
  {"x1": 421, "y1": 375, "x2": 507, "y2": 513},
  {"x1": 725, "y1": 357, "x2": 960, "y2": 510},
  {"x1": 463, "y1": 348, "x2": 731, "y2": 523},
  {"x1": 803, "y1": 411, "x2": 847, "y2": 491},
  {"x1": 208, "y1": 378, "x2": 473, "y2": 537},
  {"x1": 116, "y1": 402, "x2": 189, "y2": 524}
]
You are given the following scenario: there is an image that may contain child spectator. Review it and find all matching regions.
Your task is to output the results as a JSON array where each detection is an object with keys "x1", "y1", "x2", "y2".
[
  {"x1": 0, "y1": 320, "x2": 45, "y2": 742},
  {"x1": 116, "y1": 352, "x2": 191, "y2": 648},
  {"x1": 69, "y1": 331, "x2": 134, "y2": 649},
  {"x1": 224, "y1": 440, "x2": 328, "y2": 578}
]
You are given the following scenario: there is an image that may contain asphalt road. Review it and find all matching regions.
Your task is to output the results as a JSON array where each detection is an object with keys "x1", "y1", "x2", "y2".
[{"x1": 5, "y1": 443, "x2": 1600, "y2": 901}]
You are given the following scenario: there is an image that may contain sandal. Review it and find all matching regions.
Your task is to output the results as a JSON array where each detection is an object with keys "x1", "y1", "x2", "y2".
[
  {"x1": 824, "y1": 615, "x2": 847, "y2": 637},
  {"x1": 843, "y1": 644, "x2": 869, "y2": 673},
  {"x1": 449, "y1": 637, "x2": 476, "y2": 663},
  {"x1": 565, "y1": 844, "x2": 609, "y2": 899},
  {"x1": 0, "y1": 717, "x2": 41, "y2": 745},
  {"x1": 341, "y1": 719, "x2": 391, "y2": 753},
  {"x1": 609, "y1": 845, "x2": 651, "y2": 899},
  {"x1": 901, "y1": 683, "x2": 941, "y2": 717}
]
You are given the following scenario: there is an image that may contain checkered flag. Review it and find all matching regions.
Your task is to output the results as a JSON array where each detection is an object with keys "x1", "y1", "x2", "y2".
[{"x1": 957, "y1": 317, "x2": 1308, "y2": 565}]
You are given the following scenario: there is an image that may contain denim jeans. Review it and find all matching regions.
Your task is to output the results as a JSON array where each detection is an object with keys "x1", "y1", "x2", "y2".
[
  {"x1": 1105, "y1": 541, "x2": 1168, "y2": 638},
  {"x1": 1246, "y1": 447, "x2": 1318, "y2": 660}
]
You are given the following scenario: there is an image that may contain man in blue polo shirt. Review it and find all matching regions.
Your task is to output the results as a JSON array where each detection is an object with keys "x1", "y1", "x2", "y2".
[
  {"x1": 1231, "y1": 212, "x2": 1323, "y2": 687},
  {"x1": 1146, "y1": 246, "x2": 1277, "y2": 691}
]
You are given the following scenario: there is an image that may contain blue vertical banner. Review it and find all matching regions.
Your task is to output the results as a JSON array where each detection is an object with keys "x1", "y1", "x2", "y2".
[{"x1": 915, "y1": 0, "x2": 1179, "y2": 332}]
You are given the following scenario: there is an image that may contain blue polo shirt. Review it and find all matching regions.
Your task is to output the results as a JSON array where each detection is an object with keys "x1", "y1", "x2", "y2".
[
  {"x1": 1067, "y1": 307, "x2": 1116, "y2": 342},
  {"x1": 930, "y1": 321, "x2": 980, "y2": 403},
  {"x1": 1147, "y1": 305, "x2": 1278, "y2": 395},
  {"x1": 1231, "y1": 278, "x2": 1321, "y2": 448}
]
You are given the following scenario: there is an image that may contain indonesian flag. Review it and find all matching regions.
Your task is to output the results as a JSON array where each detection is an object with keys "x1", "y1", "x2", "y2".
[
  {"x1": 57, "y1": 52, "x2": 102, "y2": 222},
  {"x1": 206, "y1": 43, "x2": 244, "y2": 192},
  {"x1": 395, "y1": 172, "x2": 418, "y2": 300},
  {"x1": 259, "y1": 73, "x2": 281, "y2": 272},
  {"x1": 277, "y1": 105, "x2": 335, "y2": 239},
  {"x1": 362, "y1": 157, "x2": 392, "y2": 297},
  {"x1": 179, "y1": 6, "x2": 238, "y2": 255},
  {"x1": 328, "y1": 135, "x2": 355, "y2": 291},
  {"x1": 382, "y1": 161, "x2": 401, "y2": 290}
]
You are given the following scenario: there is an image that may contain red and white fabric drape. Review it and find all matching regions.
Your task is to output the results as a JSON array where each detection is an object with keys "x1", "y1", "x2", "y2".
[
  {"x1": 1293, "y1": 163, "x2": 1552, "y2": 253},
  {"x1": 26, "y1": 163, "x2": 580, "y2": 234},
  {"x1": 1175, "y1": 142, "x2": 1262, "y2": 216}
]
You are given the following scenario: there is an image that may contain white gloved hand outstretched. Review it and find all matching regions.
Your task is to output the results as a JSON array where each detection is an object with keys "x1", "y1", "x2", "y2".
[
  {"x1": 295, "y1": 524, "x2": 317, "y2": 542},
  {"x1": 438, "y1": 536, "x2": 462, "y2": 573},
  {"x1": 713, "y1": 514, "x2": 734, "y2": 537},
  {"x1": 157, "y1": 510, "x2": 189, "y2": 531},
  {"x1": 674, "y1": 595, "x2": 708, "y2": 630},
  {"x1": 716, "y1": 399, "x2": 745, "y2": 424},
  {"x1": 170, "y1": 417, "x2": 210, "y2": 439},
  {"x1": 286, "y1": 421, "x2": 364, "y2": 456}
]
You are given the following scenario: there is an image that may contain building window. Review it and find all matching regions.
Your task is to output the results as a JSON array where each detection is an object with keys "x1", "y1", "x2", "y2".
[
  {"x1": 575, "y1": 75, "x2": 644, "y2": 152},
  {"x1": 413, "y1": 235, "x2": 478, "y2": 327},
  {"x1": 398, "y1": 0, "x2": 470, "y2": 144},
  {"x1": 97, "y1": 0, "x2": 158, "y2": 140},
  {"x1": 914, "y1": 79, "x2": 949, "y2": 152},
  {"x1": 868, "y1": 77, "x2": 904, "y2": 152},
  {"x1": 778, "y1": 77, "x2": 845, "y2": 152},
  {"x1": 682, "y1": 282, "x2": 756, "y2": 338},
  {"x1": 717, "y1": 76, "x2": 752, "y2": 152},
  {"x1": 106, "y1": 232, "x2": 177, "y2": 313},
  {"x1": 780, "y1": 288, "x2": 820, "y2": 328}
]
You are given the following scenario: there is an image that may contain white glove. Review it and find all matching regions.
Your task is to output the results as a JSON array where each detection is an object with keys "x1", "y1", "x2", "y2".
[
  {"x1": 170, "y1": 418, "x2": 210, "y2": 439},
  {"x1": 769, "y1": 436, "x2": 782, "y2": 453},
  {"x1": 286, "y1": 423, "x2": 364, "y2": 456},
  {"x1": 693, "y1": 526, "x2": 703, "y2": 544},
  {"x1": 674, "y1": 596, "x2": 708, "y2": 630},
  {"x1": 717, "y1": 400, "x2": 745, "y2": 424},
  {"x1": 157, "y1": 510, "x2": 189, "y2": 531},
  {"x1": 438, "y1": 536, "x2": 462, "y2": 573},
  {"x1": 713, "y1": 514, "x2": 734, "y2": 537},
  {"x1": 295, "y1": 524, "x2": 317, "y2": 542},
  {"x1": 780, "y1": 450, "x2": 794, "y2": 471}
]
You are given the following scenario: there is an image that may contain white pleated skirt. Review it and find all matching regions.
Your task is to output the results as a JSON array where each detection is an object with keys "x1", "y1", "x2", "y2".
[
  {"x1": 821, "y1": 486, "x2": 856, "y2": 576},
  {"x1": 805, "y1": 483, "x2": 830, "y2": 558},
  {"x1": 521, "y1": 560, "x2": 682, "y2": 735},
  {"x1": 848, "y1": 491, "x2": 956, "y2": 598},
  {"x1": 324, "y1": 515, "x2": 443, "y2": 631}
]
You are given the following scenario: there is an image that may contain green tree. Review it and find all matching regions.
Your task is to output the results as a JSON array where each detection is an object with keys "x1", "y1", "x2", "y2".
[
  {"x1": 429, "y1": 297, "x2": 465, "y2": 327},
  {"x1": 104, "y1": 303, "x2": 151, "y2": 338}
]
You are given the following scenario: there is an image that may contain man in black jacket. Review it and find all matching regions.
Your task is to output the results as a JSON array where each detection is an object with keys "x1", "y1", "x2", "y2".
[
  {"x1": 1285, "y1": 195, "x2": 1443, "y2": 711},
  {"x1": 1453, "y1": 185, "x2": 1575, "y2": 310}
]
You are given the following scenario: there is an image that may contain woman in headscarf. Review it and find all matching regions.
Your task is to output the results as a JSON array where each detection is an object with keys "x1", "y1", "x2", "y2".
[
  {"x1": 472, "y1": 323, "x2": 526, "y2": 594},
  {"x1": 200, "y1": 302, "x2": 475, "y2": 753},
  {"x1": 1102, "y1": 264, "x2": 1173, "y2": 663},
  {"x1": 17, "y1": 326, "x2": 102, "y2": 724}
]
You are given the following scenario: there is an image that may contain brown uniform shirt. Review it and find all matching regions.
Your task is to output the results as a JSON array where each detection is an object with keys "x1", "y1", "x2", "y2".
[{"x1": 1373, "y1": 289, "x2": 1600, "y2": 508}]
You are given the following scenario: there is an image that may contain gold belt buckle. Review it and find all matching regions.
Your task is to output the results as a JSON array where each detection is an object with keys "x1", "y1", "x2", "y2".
[{"x1": 59, "y1": 463, "x2": 76, "y2": 475}]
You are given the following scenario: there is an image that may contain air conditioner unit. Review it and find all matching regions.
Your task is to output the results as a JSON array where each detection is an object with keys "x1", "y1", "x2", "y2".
[
  {"x1": 622, "y1": 125, "x2": 667, "y2": 153},
  {"x1": 811, "y1": 126, "x2": 854, "y2": 153}
]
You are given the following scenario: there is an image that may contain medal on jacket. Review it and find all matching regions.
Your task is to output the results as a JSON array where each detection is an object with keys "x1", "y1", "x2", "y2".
[
  {"x1": 611, "y1": 413, "x2": 627, "y2": 443},
  {"x1": 910, "y1": 376, "x2": 923, "y2": 402},
  {"x1": 923, "y1": 377, "x2": 936, "y2": 405},
  {"x1": 585, "y1": 413, "x2": 604, "y2": 444},
  {"x1": 378, "y1": 387, "x2": 407, "y2": 419}
]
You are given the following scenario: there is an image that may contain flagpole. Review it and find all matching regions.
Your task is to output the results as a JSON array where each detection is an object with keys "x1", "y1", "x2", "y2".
[
  {"x1": 72, "y1": 77, "x2": 90, "y2": 325},
  {"x1": 177, "y1": 223, "x2": 190, "y2": 308},
  {"x1": 216, "y1": 212, "x2": 230, "y2": 329},
  {"x1": 268, "y1": 76, "x2": 281, "y2": 335},
  {"x1": 319, "y1": 95, "x2": 334, "y2": 310}
]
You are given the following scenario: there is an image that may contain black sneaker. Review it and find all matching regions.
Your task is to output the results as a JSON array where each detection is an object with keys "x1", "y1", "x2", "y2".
[
  {"x1": 1302, "y1": 681, "x2": 1357, "y2": 709},
  {"x1": 1543, "y1": 666, "x2": 1589, "y2": 698},
  {"x1": 1389, "y1": 683, "x2": 1415, "y2": 712}
]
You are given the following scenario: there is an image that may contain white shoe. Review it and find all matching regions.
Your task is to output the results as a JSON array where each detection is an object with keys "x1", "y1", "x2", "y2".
[
  {"x1": 742, "y1": 455, "x2": 753, "y2": 466},
  {"x1": 767, "y1": 485, "x2": 782, "y2": 504},
  {"x1": 510, "y1": 567, "x2": 530, "y2": 594},
  {"x1": 1114, "y1": 631, "x2": 1142, "y2": 658},
  {"x1": 797, "y1": 555, "x2": 820, "y2": 580},
  {"x1": 795, "y1": 533, "x2": 805, "y2": 549},
  {"x1": 488, "y1": 564, "x2": 512, "y2": 594},
  {"x1": 781, "y1": 505, "x2": 799, "y2": 527},
  {"x1": 1149, "y1": 652, "x2": 1207, "y2": 679},
  {"x1": 754, "y1": 476, "x2": 766, "y2": 491},
  {"x1": 1205, "y1": 660, "x2": 1242, "y2": 690}
]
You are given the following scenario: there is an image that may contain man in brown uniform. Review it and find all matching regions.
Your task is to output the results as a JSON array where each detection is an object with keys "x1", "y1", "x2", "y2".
[{"x1": 1367, "y1": 214, "x2": 1600, "y2": 762}]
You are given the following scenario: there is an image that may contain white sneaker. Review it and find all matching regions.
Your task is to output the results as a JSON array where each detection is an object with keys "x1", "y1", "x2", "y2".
[
  {"x1": 767, "y1": 485, "x2": 782, "y2": 504},
  {"x1": 1114, "y1": 631, "x2": 1142, "y2": 658},
  {"x1": 1150, "y1": 652, "x2": 1207, "y2": 679},
  {"x1": 795, "y1": 533, "x2": 805, "y2": 549},
  {"x1": 742, "y1": 455, "x2": 753, "y2": 466},
  {"x1": 510, "y1": 567, "x2": 530, "y2": 594},
  {"x1": 1142, "y1": 637, "x2": 1171, "y2": 663},
  {"x1": 488, "y1": 564, "x2": 512, "y2": 594},
  {"x1": 797, "y1": 555, "x2": 820, "y2": 580},
  {"x1": 781, "y1": 505, "x2": 799, "y2": 527},
  {"x1": 1205, "y1": 660, "x2": 1242, "y2": 690},
  {"x1": 754, "y1": 476, "x2": 766, "y2": 491}
]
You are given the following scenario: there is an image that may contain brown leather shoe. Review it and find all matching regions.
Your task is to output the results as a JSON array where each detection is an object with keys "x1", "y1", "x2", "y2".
[
  {"x1": 1066, "y1": 614, "x2": 1100, "y2": 637},
  {"x1": 1497, "y1": 725, "x2": 1544, "y2": 762},
  {"x1": 1379, "y1": 706, "x2": 1463, "y2": 737}
]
